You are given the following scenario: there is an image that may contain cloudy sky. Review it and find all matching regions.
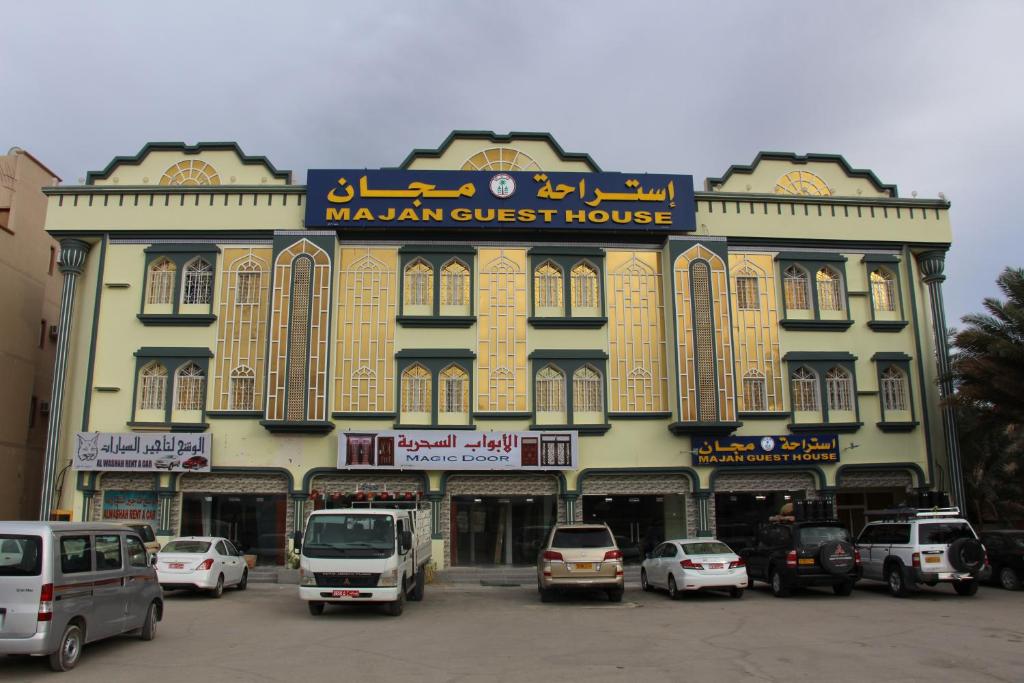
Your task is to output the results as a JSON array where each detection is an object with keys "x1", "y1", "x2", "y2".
[{"x1": 2, "y1": 1, "x2": 1020, "y2": 323}]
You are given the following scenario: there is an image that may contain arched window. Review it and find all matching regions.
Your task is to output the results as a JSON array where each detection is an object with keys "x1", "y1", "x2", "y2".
[
  {"x1": 235, "y1": 261, "x2": 262, "y2": 305},
  {"x1": 782, "y1": 265, "x2": 810, "y2": 311},
  {"x1": 404, "y1": 259, "x2": 433, "y2": 307},
  {"x1": 742, "y1": 369, "x2": 767, "y2": 412},
  {"x1": 182, "y1": 258, "x2": 213, "y2": 305},
  {"x1": 572, "y1": 365, "x2": 603, "y2": 413},
  {"x1": 439, "y1": 365, "x2": 469, "y2": 413},
  {"x1": 534, "y1": 261, "x2": 563, "y2": 310},
  {"x1": 816, "y1": 267, "x2": 844, "y2": 311},
  {"x1": 138, "y1": 362, "x2": 167, "y2": 411},
  {"x1": 535, "y1": 366, "x2": 565, "y2": 413},
  {"x1": 735, "y1": 271, "x2": 760, "y2": 310},
  {"x1": 174, "y1": 363, "x2": 206, "y2": 411},
  {"x1": 230, "y1": 365, "x2": 255, "y2": 410},
  {"x1": 792, "y1": 367, "x2": 819, "y2": 412},
  {"x1": 146, "y1": 258, "x2": 176, "y2": 305},
  {"x1": 570, "y1": 262, "x2": 600, "y2": 310},
  {"x1": 440, "y1": 259, "x2": 470, "y2": 307},
  {"x1": 881, "y1": 367, "x2": 908, "y2": 412},
  {"x1": 870, "y1": 269, "x2": 896, "y2": 312},
  {"x1": 401, "y1": 364, "x2": 432, "y2": 413},
  {"x1": 825, "y1": 366, "x2": 853, "y2": 412}
]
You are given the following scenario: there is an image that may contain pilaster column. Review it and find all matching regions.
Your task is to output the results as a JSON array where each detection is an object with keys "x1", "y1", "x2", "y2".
[
  {"x1": 156, "y1": 492, "x2": 174, "y2": 535},
  {"x1": 562, "y1": 493, "x2": 578, "y2": 523},
  {"x1": 916, "y1": 250, "x2": 966, "y2": 508},
  {"x1": 39, "y1": 239, "x2": 91, "y2": 520},
  {"x1": 426, "y1": 493, "x2": 443, "y2": 539},
  {"x1": 694, "y1": 492, "x2": 712, "y2": 537},
  {"x1": 291, "y1": 494, "x2": 307, "y2": 534}
]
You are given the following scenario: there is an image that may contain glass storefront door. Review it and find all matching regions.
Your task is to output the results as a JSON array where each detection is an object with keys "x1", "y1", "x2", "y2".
[
  {"x1": 450, "y1": 495, "x2": 556, "y2": 566},
  {"x1": 581, "y1": 495, "x2": 686, "y2": 562},
  {"x1": 181, "y1": 493, "x2": 287, "y2": 565},
  {"x1": 714, "y1": 491, "x2": 805, "y2": 552}
]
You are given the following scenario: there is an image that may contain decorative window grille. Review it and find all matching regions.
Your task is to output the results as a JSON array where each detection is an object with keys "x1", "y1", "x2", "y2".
[
  {"x1": 230, "y1": 366, "x2": 256, "y2": 410},
  {"x1": 401, "y1": 364, "x2": 432, "y2": 413},
  {"x1": 572, "y1": 365, "x2": 603, "y2": 413},
  {"x1": 783, "y1": 265, "x2": 810, "y2": 310},
  {"x1": 439, "y1": 365, "x2": 468, "y2": 413},
  {"x1": 146, "y1": 259, "x2": 176, "y2": 305},
  {"x1": 182, "y1": 259, "x2": 213, "y2": 305},
  {"x1": 825, "y1": 366, "x2": 853, "y2": 412},
  {"x1": 691, "y1": 261, "x2": 717, "y2": 420},
  {"x1": 286, "y1": 257, "x2": 312, "y2": 420},
  {"x1": 816, "y1": 267, "x2": 844, "y2": 311},
  {"x1": 461, "y1": 147, "x2": 541, "y2": 172},
  {"x1": 735, "y1": 275, "x2": 759, "y2": 310},
  {"x1": 540, "y1": 434, "x2": 572, "y2": 466},
  {"x1": 792, "y1": 367, "x2": 819, "y2": 412},
  {"x1": 570, "y1": 262, "x2": 599, "y2": 309},
  {"x1": 536, "y1": 366, "x2": 565, "y2": 412},
  {"x1": 870, "y1": 269, "x2": 896, "y2": 312},
  {"x1": 404, "y1": 260, "x2": 433, "y2": 307},
  {"x1": 139, "y1": 363, "x2": 167, "y2": 411},
  {"x1": 534, "y1": 261, "x2": 563, "y2": 309},
  {"x1": 174, "y1": 363, "x2": 205, "y2": 411},
  {"x1": 236, "y1": 268, "x2": 261, "y2": 305},
  {"x1": 160, "y1": 160, "x2": 220, "y2": 186},
  {"x1": 742, "y1": 369, "x2": 768, "y2": 411},
  {"x1": 881, "y1": 367, "x2": 908, "y2": 412},
  {"x1": 440, "y1": 260, "x2": 470, "y2": 306}
]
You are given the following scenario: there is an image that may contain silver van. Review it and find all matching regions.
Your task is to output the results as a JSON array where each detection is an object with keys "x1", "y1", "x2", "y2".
[{"x1": 0, "y1": 521, "x2": 163, "y2": 671}]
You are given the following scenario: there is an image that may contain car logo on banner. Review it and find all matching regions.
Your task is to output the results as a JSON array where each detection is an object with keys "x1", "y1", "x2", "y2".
[{"x1": 489, "y1": 173, "x2": 515, "y2": 198}]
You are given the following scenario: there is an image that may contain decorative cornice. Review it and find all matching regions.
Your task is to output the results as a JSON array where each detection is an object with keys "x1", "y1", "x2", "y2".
[
  {"x1": 57, "y1": 238, "x2": 91, "y2": 275},
  {"x1": 916, "y1": 249, "x2": 948, "y2": 283},
  {"x1": 85, "y1": 142, "x2": 292, "y2": 185},
  {"x1": 704, "y1": 151, "x2": 899, "y2": 197},
  {"x1": 398, "y1": 130, "x2": 602, "y2": 172}
]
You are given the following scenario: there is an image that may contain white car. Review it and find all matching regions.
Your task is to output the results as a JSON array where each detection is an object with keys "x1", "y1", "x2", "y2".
[
  {"x1": 155, "y1": 536, "x2": 248, "y2": 597},
  {"x1": 641, "y1": 538, "x2": 748, "y2": 599}
]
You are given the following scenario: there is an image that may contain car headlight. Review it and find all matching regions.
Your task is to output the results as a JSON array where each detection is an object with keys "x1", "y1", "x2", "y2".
[
  {"x1": 378, "y1": 569, "x2": 399, "y2": 587},
  {"x1": 299, "y1": 570, "x2": 316, "y2": 586}
]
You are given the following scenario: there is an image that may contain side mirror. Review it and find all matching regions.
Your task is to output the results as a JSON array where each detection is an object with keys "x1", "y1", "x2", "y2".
[
  {"x1": 644, "y1": 551, "x2": 652, "y2": 560},
  {"x1": 150, "y1": 554, "x2": 158, "y2": 566},
  {"x1": 293, "y1": 530, "x2": 303, "y2": 553},
  {"x1": 400, "y1": 530, "x2": 413, "y2": 552}
]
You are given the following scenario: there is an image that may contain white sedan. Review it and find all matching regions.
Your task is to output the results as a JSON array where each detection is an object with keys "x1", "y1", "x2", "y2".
[
  {"x1": 155, "y1": 536, "x2": 248, "y2": 597},
  {"x1": 641, "y1": 538, "x2": 748, "y2": 599}
]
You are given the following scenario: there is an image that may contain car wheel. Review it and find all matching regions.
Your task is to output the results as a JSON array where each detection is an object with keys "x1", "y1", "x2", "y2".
[
  {"x1": 833, "y1": 581, "x2": 854, "y2": 596},
  {"x1": 667, "y1": 575, "x2": 680, "y2": 600},
  {"x1": 887, "y1": 564, "x2": 910, "y2": 598},
  {"x1": 308, "y1": 601, "x2": 325, "y2": 616},
  {"x1": 640, "y1": 569, "x2": 652, "y2": 592},
  {"x1": 953, "y1": 579, "x2": 978, "y2": 596},
  {"x1": 139, "y1": 602, "x2": 158, "y2": 641},
  {"x1": 770, "y1": 569, "x2": 790, "y2": 598},
  {"x1": 210, "y1": 574, "x2": 224, "y2": 599},
  {"x1": 387, "y1": 579, "x2": 406, "y2": 616},
  {"x1": 409, "y1": 569, "x2": 425, "y2": 602},
  {"x1": 48, "y1": 623, "x2": 83, "y2": 672},
  {"x1": 729, "y1": 587, "x2": 744, "y2": 599},
  {"x1": 237, "y1": 570, "x2": 248, "y2": 591},
  {"x1": 607, "y1": 588, "x2": 624, "y2": 603},
  {"x1": 999, "y1": 567, "x2": 1021, "y2": 591}
]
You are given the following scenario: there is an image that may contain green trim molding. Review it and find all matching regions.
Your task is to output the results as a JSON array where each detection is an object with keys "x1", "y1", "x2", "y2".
[
  {"x1": 399, "y1": 131, "x2": 601, "y2": 172},
  {"x1": 259, "y1": 420, "x2": 335, "y2": 434},
  {"x1": 573, "y1": 467, "x2": 702, "y2": 495},
  {"x1": 137, "y1": 314, "x2": 217, "y2": 326},
  {"x1": 704, "y1": 152, "x2": 899, "y2": 197},
  {"x1": 85, "y1": 142, "x2": 292, "y2": 185}
]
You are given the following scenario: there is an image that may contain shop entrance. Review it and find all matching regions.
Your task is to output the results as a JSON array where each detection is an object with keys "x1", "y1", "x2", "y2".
[
  {"x1": 714, "y1": 491, "x2": 805, "y2": 552},
  {"x1": 582, "y1": 495, "x2": 687, "y2": 561},
  {"x1": 450, "y1": 495, "x2": 556, "y2": 566},
  {"x1": 836, "y1": 490, "x2": 899, "y2": 536},
  {"x1": 181, "y1": 493, "x2": 287, "y2": 565}
]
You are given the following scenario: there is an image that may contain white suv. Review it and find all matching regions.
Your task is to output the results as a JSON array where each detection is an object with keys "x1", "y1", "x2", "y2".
[{"x1": 856, "y1": 507, "x2": 987, "y2": 597}]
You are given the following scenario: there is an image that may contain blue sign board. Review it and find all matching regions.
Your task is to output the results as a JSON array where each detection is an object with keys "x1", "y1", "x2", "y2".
[
  {"x1": 693, "y1": 434, "x2": 840, "y2": 467},
  {"x1": 304, "y1": 169, "x2": 695, "y2": 231},
  {"x1": 102, "y1": 490, "x2": 158, "y2": 522}
]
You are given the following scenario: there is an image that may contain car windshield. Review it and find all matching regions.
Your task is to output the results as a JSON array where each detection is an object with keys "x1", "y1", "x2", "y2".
[
  {"x1": 129, "y1": 525, "x2": 156, "y2": 543},
  {"x1": 304, "y1": 515, "x2": 395, "y2": 558},
  {"x1": 551, "y1": 528, "x2": 613, "y2": 549},
  {"x1": 682, "y1": 542, "x2": 733, "y2": 555},
  {"x1": 919, "y1": 523, "x2": 975, "y2": 545},
  {"x1": 0, "y1": 535, "x2": 42, "y2": 576},
  {"x1": 162, "y1": 540, "x2": 211, "y2": 553},
  {"x1": 798, "y1": 526, "x2": 851, "y2": 546}
]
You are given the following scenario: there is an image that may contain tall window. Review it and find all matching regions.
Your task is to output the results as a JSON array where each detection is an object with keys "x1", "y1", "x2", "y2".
[
  {"x1": 534, "y1": 261, "x2": 563, "y2": 309},
  {"x1": 146, "y1": 258, "x2": 176, "y2": 305},
  {"x1": 536, "y1": 366, "x2": 565, "y2": 412},
  {"x1": 439, "y1": 365, "x2": 468, "y2": 413},
  {"x1": 825, "y1": 366, "x2": 853, "y2": 412},
  {"x1": 440, "y1": 259, "x2": 470, "y2": 307},
  {"x1": 404, "y1": 260, "x2": 433, "y2": 307},
  {"x1": 235, "y1": 263, "x2": 262, "y2": 304},
  {"x1": 401, "y1": 364, "x2": 431, "y2": 413},
  {"x1": 174, "y1": 363, "x2": 206, "y2": 411},
  {"x1": 881, "y1": 367, "x2": 908, "y2": 412},
  {"x1": 139, "y1": 362, "x2": 167, "y2": 411},
  {"x1": 735, "y1": 275, "x2": 759, "y2": 310},
  {"x1": 182, "y1": 258, "x2": 213, "y2": 305},
  {"x1": 816, "y1": 267, "x2": 844, "y2": 311},
  {"x1": 572, "y1": 365, "x2": 603, "y2": 413},
  {"x1": 570, "y1": 262, "x2": 599, "y2": 309},
  {"x1": 870, "y1": 269, "x2": 896, "y2": 312},
  {"x1": 230, "y1": 365, "x2": 255, "y2": 410},
  {"x1": 792, "y1": 367, "x2": 819, "y2": 412},
  {"x1": 783, "y1": 265, "x2": 810, "y2": 310},
  {"x1": 742, "y1": 369, "x2": 768, "y2": 411}
]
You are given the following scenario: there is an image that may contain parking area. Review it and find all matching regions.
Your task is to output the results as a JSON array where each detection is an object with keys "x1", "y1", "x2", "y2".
[{"x1": 3, "y1": 581, "x2": 1023, "y2": 681}]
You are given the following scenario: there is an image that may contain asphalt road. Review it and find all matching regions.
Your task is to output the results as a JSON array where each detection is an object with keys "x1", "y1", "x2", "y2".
[{"x1": 3, "y1": 580, "x2": 1023, "y2": 682}]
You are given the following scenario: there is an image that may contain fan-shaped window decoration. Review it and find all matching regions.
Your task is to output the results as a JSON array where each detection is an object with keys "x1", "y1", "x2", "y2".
[
  {"x1": 572, "y1": 365, "x2": 603, "y2": 413},
  {"x1": 816, "y1": 267, "x2": 844, "y2": 311},
  {"x1": 536, "y1": 366, "x2": 565, "y2": 413},
  {"x1": 870, "y1": 269, "x2": 896, "y2": 312},
  {"x1": 146, "y1": 258, "x2": 176, "y2": 305},
  {"x1": 401, "y1": 364, "x2": 432, "y2": 414},
  {"x1": 404, "y1": 259, "x2": 433, "y2": 307},
  {"x1": 774, "y1": 171, "x2": 830, "y2": 196},
  {"x1": 440, "y1": 259, "x2": 470, "y2": 307},
  {"x1": 825, "y1": 366, "x2": 853, "y2": 412},
  {"x1": 742, "y1": 369, "x2": 768, "y2": 412},
  {"x1": 881, "y1": 367, "x2": 908, "y2": 412},
  {"x1": 461, "y1": 147, "x2": 540, "y2": 172},
  {"x1": 230, "y1": 365, "x2": 255, "y2": 410},
  {"x1": 174, "y1": 363, "x2": 205, "y2": 411},
  {"x1": 792, "y1": 367, "x2": 819, "y2": 412},
  {"x1": 235, "y1": 261, "x2": 262, "y2": 305},
  {"x1": 783, "y1": 265, "x2": 810, "y2": 311},
  {"x1": 138, "y1": 362, "x2": 168, "y2": 411},
  {"x1": 735, "y1": 273, "x2": 759, "y2": 310},
  {"x1": 160, "y1": 160, "x2": 221, "y2": 186},
  {"x1": 439, "y1": 365, "x2": 469, "y2": 413},
  {"x1": 534, "y1": 261, "x2": 563, "y2": 310},
  {"x1": 570, "y1": 262, "x2": 600, "y2": 310},
  {"x1": 181, "y1": 258, "x2": 213, "y2": 305}
]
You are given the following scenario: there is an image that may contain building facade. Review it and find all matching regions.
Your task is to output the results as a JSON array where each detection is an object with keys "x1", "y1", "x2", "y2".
[{"x1": 43, "y1": 133, "x2": 961, "y2": 566}]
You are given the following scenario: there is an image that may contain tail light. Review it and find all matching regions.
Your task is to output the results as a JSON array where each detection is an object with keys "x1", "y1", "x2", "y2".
[
  {"x1": 984, "y1": 551, "x2": 990, "y2": 568},
  {"x1": 854, "y1": 550, "x2": 862, "y2": 567},
  {"x1": 912, "y1": 552, "x2": 921, "y2": 569},
  {"x1": 38, "y1": 583, "x2": 53, "y2": 622},
  {"x1": 197, "y1": 558, "x2": 215, "y2": 571},
  {"x1": 786, "y1": 550, "x2": 797, "y2": 568},
  {"x1": 680, "y1": 559, "x2": 704, "y2": 570},
  {"x1": 728, "y1": 558, "x2": 745, "y2": 569},
  {"x1": 542, "y1": 550, "x2": 564, "y2": 562},
  {"x1": 603, "y1": 550, "x2": 623, "y2": 561}
]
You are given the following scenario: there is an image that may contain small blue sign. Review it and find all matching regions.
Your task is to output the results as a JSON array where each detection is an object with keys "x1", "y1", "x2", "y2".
[{"x1": 693, "y1": 434, "x2": 840, "y2": 467}]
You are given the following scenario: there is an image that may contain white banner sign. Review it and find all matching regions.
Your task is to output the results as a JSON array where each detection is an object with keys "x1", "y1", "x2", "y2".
[
  {"x1": 338, "y1": 429, "x2": 578, "y2": 471},
  {"x1": 73, "y1": 432, "x2": 212, "y2": 472}
]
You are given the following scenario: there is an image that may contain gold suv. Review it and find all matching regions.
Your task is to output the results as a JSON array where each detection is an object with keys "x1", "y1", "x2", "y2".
[{"x1": 537, "y1": 523, "x2": 624, "y2": 602}]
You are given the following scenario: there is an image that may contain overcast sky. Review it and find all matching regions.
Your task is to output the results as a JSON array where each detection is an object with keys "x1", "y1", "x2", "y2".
[{"x1": 2, "y1": 1, "x2": 1021, "y2": 324}]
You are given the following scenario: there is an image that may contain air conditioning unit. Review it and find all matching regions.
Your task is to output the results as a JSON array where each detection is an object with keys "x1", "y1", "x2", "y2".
[
  {"x1": 48, "y1": 325, "x2": 58, "y2": 341},
  {"x1": 39, "y1": 400, "x2": 51, "y2": 416}
]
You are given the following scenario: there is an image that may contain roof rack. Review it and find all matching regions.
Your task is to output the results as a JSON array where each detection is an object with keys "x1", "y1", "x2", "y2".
[{"x1": 865, "y1": 506, "x2": 962, "y2": 521}]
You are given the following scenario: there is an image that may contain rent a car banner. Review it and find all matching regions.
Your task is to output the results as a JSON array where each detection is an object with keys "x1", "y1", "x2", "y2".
[
  {"x1": 692, "y1": 434, "x2": 840, "y2": 466},
  {"x1": 338, "y1": 430, "x2": 578, "y2": 470},
  {"x1": 73, "y1": 432, "x2": 211, "y2": 472},
  {"x1": 305, "y1": 170, "x2": 696, "y2": 231}
]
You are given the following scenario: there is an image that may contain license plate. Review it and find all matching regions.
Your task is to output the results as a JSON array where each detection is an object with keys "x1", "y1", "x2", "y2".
[
  {"x1": 168, "y1": 563, "x2": 184, "y2": 569},
  {"x1": 573, "y1": 563, "x2": 593, "y2": 570},
  {"x1": 709, "y1": 563, "x2": 724, "y2": 569},
  {"x1": 926, "y1": 556, "x2": 941, "y2": 564},
  {"x1": 799, "y1": 558, "x2": 815, "y2": 566},
  {"x1": 332, "y1": 590, "x2": 360, "y2": 597}
]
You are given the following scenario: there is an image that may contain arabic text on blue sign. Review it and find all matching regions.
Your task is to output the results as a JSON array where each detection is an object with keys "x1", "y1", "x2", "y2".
[
  {"x1": 693, "y1": 434, "x2": 840, "y2": 466},
  {"x1": 305, "y1": 170, "x2": 696, "y2": 231}
]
